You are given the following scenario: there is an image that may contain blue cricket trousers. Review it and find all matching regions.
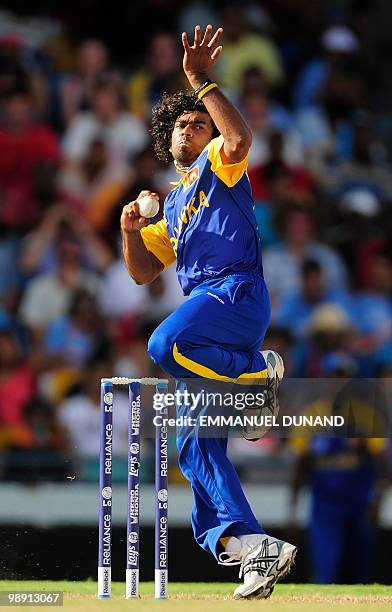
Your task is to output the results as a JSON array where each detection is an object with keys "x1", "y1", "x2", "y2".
[{"x1": 148, "y1": 273, "x2": 271, "y2": 559}]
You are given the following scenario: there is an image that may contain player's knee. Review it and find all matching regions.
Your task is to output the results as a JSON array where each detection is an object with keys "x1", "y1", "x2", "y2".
[{"x1": 147, "y1": 328, "x2": 175, "y2": 368}]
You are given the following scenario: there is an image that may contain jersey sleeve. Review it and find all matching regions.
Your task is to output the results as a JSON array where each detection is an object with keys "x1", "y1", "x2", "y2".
[
  {"x1": 140, "y1": 218, "x2": 176, "y2": 270},
  {"x1": 207, "y1": 135, "x2": 249, "y2": 188}
]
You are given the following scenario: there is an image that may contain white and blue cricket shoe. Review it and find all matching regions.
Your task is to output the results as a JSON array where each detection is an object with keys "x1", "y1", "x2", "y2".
[{"x1": 219, "y1": 534, "x2": 297, "y2": 599}]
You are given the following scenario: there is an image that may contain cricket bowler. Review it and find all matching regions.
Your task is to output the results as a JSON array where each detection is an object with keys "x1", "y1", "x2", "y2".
[{"x1": 121, "y1": 24, "x2": 297, "y2": 599}]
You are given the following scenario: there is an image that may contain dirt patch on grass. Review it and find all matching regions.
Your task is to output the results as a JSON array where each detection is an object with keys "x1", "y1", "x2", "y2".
[
  {"x1": 270, "y1": 596, "x2": 392, "y2": 604},
  {"x1": 65, "y1": 594, "x2": 392, "y2": 603}
]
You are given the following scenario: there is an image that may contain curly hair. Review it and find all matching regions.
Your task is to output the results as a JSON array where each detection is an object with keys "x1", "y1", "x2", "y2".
[{"x1": 150, "y1": 90, "x2": 219, "y2": 164}]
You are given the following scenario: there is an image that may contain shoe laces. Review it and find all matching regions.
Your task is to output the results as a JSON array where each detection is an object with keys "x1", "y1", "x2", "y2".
[
  {"x1": 218, "y1": 551, "x2": 249, "y2": 579},
  {"x1": 217, "y1": 551, "x2": 242, "y2": 567},
  {"x1": 238, "y1": 539, "x2": 276, "y2": 579},
  {"x1": 238, "y1": 545, "x2": 258, "y2": 579},
  {"x1": 218, "y1": 543, "x2": 263, "y2": 579}
]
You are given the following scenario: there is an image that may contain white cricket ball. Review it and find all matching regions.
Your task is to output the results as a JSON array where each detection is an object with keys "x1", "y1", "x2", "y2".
[{"x1": 137, "y1": 195, "x2": 159, "y2": 218}]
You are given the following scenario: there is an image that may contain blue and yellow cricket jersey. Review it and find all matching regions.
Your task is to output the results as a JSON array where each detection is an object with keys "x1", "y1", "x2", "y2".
[{"x1": 140, "y1": 135, "x2": 263, "y2": 295}]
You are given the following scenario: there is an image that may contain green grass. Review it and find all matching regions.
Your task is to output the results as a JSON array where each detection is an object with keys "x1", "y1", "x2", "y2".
[{"x1": 0, "y1": 581, "x2": 391, "y2": 611}]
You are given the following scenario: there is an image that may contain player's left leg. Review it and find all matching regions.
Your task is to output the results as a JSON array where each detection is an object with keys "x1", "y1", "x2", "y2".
[
  {"x1": 177, "y1": 432, "x2": 264, "y2": 552},
  {"x1": 177, "y1": 421, "x2": 296, "y2": 599}
]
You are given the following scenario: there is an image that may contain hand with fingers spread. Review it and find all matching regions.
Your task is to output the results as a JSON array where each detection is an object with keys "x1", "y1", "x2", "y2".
[
  {"x1": 182, "y1": 24, "x2": 223, "y2": 89},
  {"x1": 121, "y1": 190, "x2": 159, "y2": 234}
]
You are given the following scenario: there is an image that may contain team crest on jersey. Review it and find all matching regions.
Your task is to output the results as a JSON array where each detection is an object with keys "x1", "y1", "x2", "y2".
[{"x1": 182, "y1": 165, "x2": 199, "y2": 191}]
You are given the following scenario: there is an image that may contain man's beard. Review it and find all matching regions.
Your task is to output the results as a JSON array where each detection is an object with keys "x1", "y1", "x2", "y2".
[
  {"x1": 173, "y1": 148, "x2": 197, "y2": 172},
  {"x1": 174, "y1": 148, "x2": 195, "y2": 164},
  {"x1": 174, "y1": 159, "x2": 190, "y2": 172}
]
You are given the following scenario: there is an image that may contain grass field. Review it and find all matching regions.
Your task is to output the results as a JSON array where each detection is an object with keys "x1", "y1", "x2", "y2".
[{"x1": 1, "y1": 582, "x2": 392, "y2": 611}]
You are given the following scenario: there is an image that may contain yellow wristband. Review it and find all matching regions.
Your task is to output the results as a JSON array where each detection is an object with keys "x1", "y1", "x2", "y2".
[{"x1": 197, "y1": 82, "x2": 218, "y2": 100}]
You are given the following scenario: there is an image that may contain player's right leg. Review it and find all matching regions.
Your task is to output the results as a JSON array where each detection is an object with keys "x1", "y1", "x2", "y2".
[
  {"x1": 147, "y1": 273, "x2": 272, "y2": 381},
  {"x1": 148, "y1": 275, "x2": 283, "y2": 440}
]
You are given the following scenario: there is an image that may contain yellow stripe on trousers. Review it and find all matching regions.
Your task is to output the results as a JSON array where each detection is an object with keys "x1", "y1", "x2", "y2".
[{"x1": 172, "y1": 342, "x2": 267, "y2": 383}]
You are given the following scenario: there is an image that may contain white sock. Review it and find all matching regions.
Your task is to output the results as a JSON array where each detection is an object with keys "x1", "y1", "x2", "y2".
[
  {"x1": 238, "y1": 533, "x2": 266, "y2": 548},
  {"x1": 223, "y1": 534, "x2": 266, "y2": 558},
  {"x1": 224, "y1": 536, "x2": 242, "y2": 554}
]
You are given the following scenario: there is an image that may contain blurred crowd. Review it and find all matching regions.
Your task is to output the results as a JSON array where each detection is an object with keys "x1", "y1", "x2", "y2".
[{"x1": 0, "y1": 0, "x2": 391, "y2": 510}]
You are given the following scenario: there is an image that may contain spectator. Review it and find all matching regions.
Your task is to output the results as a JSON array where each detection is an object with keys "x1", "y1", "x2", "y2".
[
  {"x1": 275, "y1": 260, "x2": 352, "y2": 339},
  {"x1": 0, "y1": 35, "x2": 47, "y2": 118},
  {"x1": 215, "y1": 5, "x2": 284, "y2": 96},
  {"x1": 2, "y1": 396, "x2": 71, "y2": 482},
  {"x1": 293, "y1": 304, "x2": 356, "y2": 377},
  {"x1": 295, "y1": 60, "x2": 368, "y2": 163},
  {"x1": 103, "y1": 270, "x2": 184, "y2": 379},
  {"x1": 239, "y1": 65, "x2": 271, "y2": 99},
  {"x1": 0, "y1": 82, "x2": 60, "y2": 232},
  {"x1": 351, "y1": 251, "x2": 392, "y2": 355},
  {"x1": 44, "y1": 289, "x2": 107, "y2": 368},
  {"x1": 127, "y1": 33, "x2": 186, "y2": 121},
  {"x1": 57, "y1": 139, "x2": 131, "y2": 230},
  {"x1": 242, "y1": 90, "x2": 304, "y2": 169},
  {"x1": 101, "y1": 146, "x2": 163, "y2": 248},
  {"x1": 0, "y1": 39, "x2": 29, "y2": 100},
  {"x1": 249, "y1": 130, "x2": 315, "y2": 202},
  {"x1": 100, "y1": 260, "x2": 185, "y2": 320},
  {"x1": 113, "y1": 315, "x2": 169, "y2": 380},
  {"x1": 52, "y1": 38, "x2": 115, "y2": 130},
  {"x1": 62, "y1": 77, "x2": 148, "y2": 166},
  {"x1": 263, "y1": 206, "x2": 348, "y2": 310},
  {"x1": 59, "y1": 355, "x2": 129, "y2": 460},
  {"x1": 323, "y1": 111, "x2": 392, "y2": 202},
  {"x1": 0, "y1": 329, "x2": 36, "y2": 426},
  {"x1": 19, "y1": 219, "x2": 101, "y2": 340},
  {"x1": 247, "y1": 127, "x2": 312, "y2": 247},
  {"x1": 293, "y1": 25, "x2": 360, "y2": 110},
  {"x1": 20, "y1": 205, "x2": 113, "y2": 277},
  {"x1": 177, "y1": 1, "x2": 218, "y2": 39},
  {"x1": 325, "y1": 188, "x2": 383, "y2": 285},
  {"x1": 25, "y1": 397, "x2": 68, "y2": 451}
]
